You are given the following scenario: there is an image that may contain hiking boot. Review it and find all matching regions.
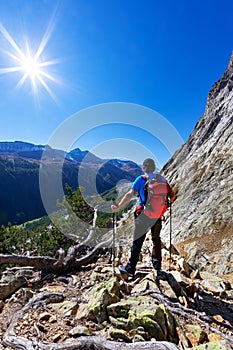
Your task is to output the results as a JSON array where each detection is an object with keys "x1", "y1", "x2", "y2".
[
  {"x1": 118, "y1": 265, "x2": 134, "y2": 277},
  {"x1": 152, "y1": 258, "x2": 161, "y2": 271},
  {"x1": 156, "y1": 270, "x2": 167, "y2": 281}
]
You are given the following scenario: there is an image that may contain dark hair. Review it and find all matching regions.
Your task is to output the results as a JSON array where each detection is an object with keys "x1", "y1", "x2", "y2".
[{"x1": 142, "y1": 158, "x2": 155, "y2": 173}]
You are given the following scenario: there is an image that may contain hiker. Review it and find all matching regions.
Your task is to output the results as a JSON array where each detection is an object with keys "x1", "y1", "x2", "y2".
[{"x1": 111, "y1": 158, "x2": 175, "y2": 279}]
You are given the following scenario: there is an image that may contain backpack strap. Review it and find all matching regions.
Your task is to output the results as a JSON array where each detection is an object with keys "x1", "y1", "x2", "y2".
[
  {"x1": 138, "y1": 175, "x2": 147, "y2": 205},
  {"x1": 155, "y1": 173, "x2": 162, "y2": 182}
]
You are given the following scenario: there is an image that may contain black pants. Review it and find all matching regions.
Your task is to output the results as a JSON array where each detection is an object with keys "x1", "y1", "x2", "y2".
[{"x1": 125, "y1": 212, "x2": 162, "y2": 275}]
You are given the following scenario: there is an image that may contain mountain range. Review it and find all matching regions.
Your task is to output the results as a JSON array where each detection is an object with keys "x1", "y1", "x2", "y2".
[
  {"x1": 0, "y1": 142, "x2": 142, "y2": 225},
  {"x1": 1, "y1": 51, "x2": 232, "y2": 282}
]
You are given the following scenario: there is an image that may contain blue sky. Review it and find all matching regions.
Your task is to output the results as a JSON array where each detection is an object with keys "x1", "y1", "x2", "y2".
[{"x1": 0, "y1": 0, "x2": 232, "y2": 166}]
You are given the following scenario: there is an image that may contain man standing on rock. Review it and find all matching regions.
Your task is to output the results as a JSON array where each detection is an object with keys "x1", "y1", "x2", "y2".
[{"x1": 111, "y1": 158, "x2": 175, "y2": 279}]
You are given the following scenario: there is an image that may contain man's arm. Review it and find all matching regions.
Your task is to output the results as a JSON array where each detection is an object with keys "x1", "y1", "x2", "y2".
[{"x1": 111, "y1": 188, "x2": 136, "y2": 212}]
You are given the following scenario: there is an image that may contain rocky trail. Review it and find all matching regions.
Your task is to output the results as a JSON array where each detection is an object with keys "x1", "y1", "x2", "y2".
[{"x1": 0, "y1": 237, "x2": 232, "y2": 350}]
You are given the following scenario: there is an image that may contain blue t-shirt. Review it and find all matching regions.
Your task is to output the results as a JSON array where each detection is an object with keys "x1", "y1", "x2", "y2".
[{"x1": 132, "y1": 173, "x2": 167, "y2": 206}]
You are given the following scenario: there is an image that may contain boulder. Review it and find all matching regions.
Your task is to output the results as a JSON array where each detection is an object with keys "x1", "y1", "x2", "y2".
[
  {"x1": 107, "y1": 296, "x2": 178, "y2": 342},
  {"x1": 200, "y1": 272, "x2": 232, "y2": 295},
  {"x1": 0, "y1": 267, "x2": 33, "y2": 299},
  {"x1": 85, "y1": 277, "x2": 121, "y2": 323},
  {"x1": 109, "y1": 327, "x2": 131, "y2": 342},
  {"x1": 130, "y1": 272, "x2": 160, "y2": 294},
  {"x1": 107, "y1": 298, "x2": 138, "y2": 319}
]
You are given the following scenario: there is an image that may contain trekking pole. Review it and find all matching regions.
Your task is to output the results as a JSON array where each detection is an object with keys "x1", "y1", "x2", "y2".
[
  {"x1": 112, "y1": 207, "x2": 117, "y2": 275},
  {"x1": 169, "y1": 201, "x2": 172, "y2": 265}
]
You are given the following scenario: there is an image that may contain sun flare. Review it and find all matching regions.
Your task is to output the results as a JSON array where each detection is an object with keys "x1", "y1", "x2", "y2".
[
  {"x1": 0, "y1": 22, "x2": 60, "y2": 101},
  {"x1": 22, "y1": 55, "x2": 40, "y2": 79}
]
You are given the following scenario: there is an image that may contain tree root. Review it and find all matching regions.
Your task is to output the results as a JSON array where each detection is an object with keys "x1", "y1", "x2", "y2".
[
  {"x1": 39, "y1": 337, "x2": 179, "y2": 350},
  {"x1": 3, "y1": 291, "x2": 64, "y2": 349},
  {"x1": 147, "y1": 291, "x2": 233, "y2": 344},
  {"x1": 2, "y1": 291, "x2": 179, "y2": 350}
]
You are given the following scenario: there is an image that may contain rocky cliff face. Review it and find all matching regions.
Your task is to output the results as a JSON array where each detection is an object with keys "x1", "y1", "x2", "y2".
[{"x1": 162, "y1": 53, "x2": 233, "y2": 276}]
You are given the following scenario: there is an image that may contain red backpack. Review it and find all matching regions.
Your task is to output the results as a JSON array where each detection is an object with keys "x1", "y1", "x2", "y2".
[{"x1": 142, "y1": 174, "x2": 170, "y2": 219}]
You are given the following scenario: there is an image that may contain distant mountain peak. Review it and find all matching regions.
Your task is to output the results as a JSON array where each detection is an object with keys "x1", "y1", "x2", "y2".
[{"x1": 0, "y1": 141, "x2": 45, "y2": 153}]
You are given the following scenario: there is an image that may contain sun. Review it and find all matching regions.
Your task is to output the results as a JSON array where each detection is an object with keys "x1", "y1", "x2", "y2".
[
  {"x1": 22, "y1": 55, "x2": 40, "y2": 80},
  {"x1": 0, "y1": 22, "x2": 61, "y2": 101},
  {"x1": 19, "y1": 51, "x2": 42, "y2": 91}
]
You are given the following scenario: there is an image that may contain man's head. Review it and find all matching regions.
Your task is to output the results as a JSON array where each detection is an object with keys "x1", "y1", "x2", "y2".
[{"x1": 142, "y1": 158, "x2": 156, "y2": 174}]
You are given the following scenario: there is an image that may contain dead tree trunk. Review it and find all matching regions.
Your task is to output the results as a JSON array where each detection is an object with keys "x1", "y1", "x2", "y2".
[{"x1": 0, "y1": 207, "x2": 112, "y2": 274}]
